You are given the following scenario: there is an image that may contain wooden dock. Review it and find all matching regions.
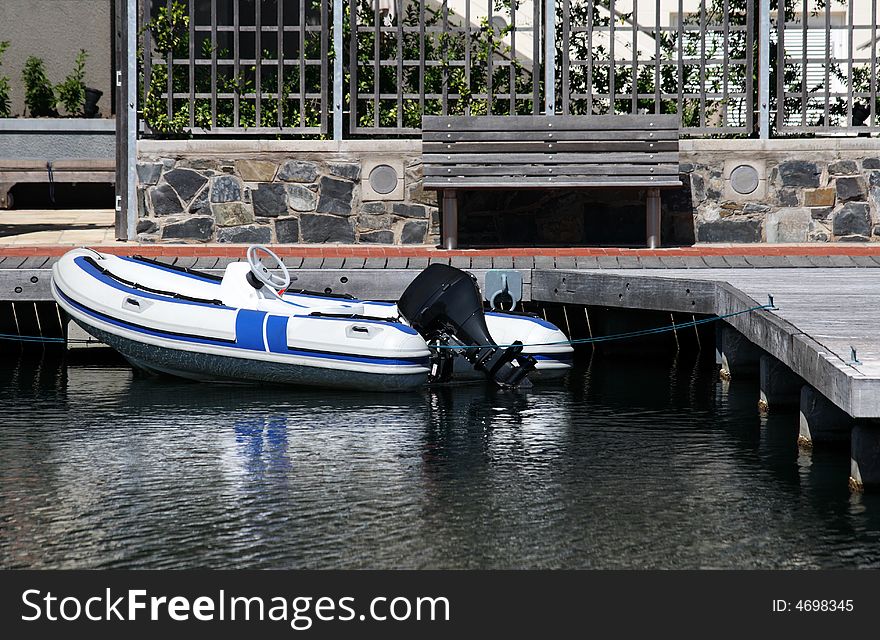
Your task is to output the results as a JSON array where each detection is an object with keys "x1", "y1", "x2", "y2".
[{"x1": 3, "y1": 246, "x2": 880, "y2": 422}]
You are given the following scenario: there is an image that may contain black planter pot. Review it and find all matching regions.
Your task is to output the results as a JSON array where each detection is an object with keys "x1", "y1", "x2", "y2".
[{"x1": 84, "y1": 87, "x2": 102, "y2": 118}]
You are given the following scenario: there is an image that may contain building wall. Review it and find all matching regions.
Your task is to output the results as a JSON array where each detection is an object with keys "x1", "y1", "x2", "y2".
[
  {"x1": 0, "y1": 0, "x2": 113, "y2": 118},
  {"x1": 136, "y1": 138, "x2": 880, "y2": 246}
]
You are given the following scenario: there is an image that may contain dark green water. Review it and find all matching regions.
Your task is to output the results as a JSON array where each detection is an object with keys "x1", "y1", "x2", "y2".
[{"x1": 2, "y1": 349, "x2": 880, "y2": 569}]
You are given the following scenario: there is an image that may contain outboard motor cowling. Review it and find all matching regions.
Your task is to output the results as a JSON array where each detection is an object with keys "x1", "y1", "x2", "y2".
[{"x1": 397, "y1": 264, "x2": 535, "y2": 388}]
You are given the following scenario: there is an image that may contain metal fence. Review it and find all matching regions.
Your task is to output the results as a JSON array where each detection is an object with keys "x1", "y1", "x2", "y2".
[
  {"x1": 776, "y1": 0, "x2": 880, "y2": 134},
  {"x1": 138, "y1": 0, "x2": 880, "y2": 138},
  {"x1": 557, "y1": 0, "x2": 754, "y2": 135},
  {"x1": 141, "y1": 0, "x2": 329, "y2": 135}
]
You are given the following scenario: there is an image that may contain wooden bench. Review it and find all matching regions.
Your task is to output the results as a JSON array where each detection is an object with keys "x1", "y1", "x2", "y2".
[
  {"x1": 421, "y1": 115, "x2": 681, "y2": 249},
  {"x1": 0, "y1": 160, "x2": 116, "y2": 209}
]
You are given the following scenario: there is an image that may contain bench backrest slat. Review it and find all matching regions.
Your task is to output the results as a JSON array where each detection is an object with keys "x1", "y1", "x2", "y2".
[{"x1": 422, "y1": 115, "x2": 681, "y2": 190}]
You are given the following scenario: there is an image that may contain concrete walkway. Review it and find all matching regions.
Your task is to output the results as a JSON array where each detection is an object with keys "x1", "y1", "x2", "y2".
[{"x1": 0, "y1": 209, "x2": 115, "y2": 245}]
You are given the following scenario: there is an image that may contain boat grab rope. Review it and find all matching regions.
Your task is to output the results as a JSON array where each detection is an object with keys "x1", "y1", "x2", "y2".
[
  {"x1": 0, "y1": 333, "x2": 92, "y2": 344},
  {"x1": 429, "y1": 302, "x2": 777, "y2": 350}
]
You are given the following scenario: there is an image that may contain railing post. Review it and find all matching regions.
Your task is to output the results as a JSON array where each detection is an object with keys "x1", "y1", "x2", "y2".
[
  {"x1": 544, "y1": 0, "x2": 556, "y2": 115},
  {"x1": 758, "y1": 0, "x2": 770, "y2": 139},
  {"x1": 333, "y1": 0, "x2": 343, "y2": 141},
  {"x1": 115, "y1": 0, "x2": 137, "y2": 241}
]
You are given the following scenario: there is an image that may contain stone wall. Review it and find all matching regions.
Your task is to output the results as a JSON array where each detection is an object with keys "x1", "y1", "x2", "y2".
[
  {"x1": 137, "y1": 138, "x2": 880, "y2": 245},
  {"x1": 136, "y1": 140, "x2": 438, "y2": 244},
  {"x1": 682, "y1": 139, "x2": 880, "y2": 244}
]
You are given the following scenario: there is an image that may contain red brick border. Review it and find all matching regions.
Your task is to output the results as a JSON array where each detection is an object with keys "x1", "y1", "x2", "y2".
[{"x1": 4, "y1": 243, "x2": 880, "y2": 258}]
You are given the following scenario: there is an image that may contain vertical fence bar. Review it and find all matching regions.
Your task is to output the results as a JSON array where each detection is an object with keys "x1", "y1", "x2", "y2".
[
  {"x1": 745, "y1": 0, "x2": 754, "y2": 134},
  {"x1": 334, "y1": 0, "x2": 343, "y2": 139},
  {"x1": 463, "y1": 0, "x2": 469, "y2": 116},
  {"x1": 373, "y1": 0, "x2": 380, "y2": 126},
  {"x1": 255, "y1": 0, "x2": 261, "y2": 129},
  {"x1": 300, "y1": 0, "x2": 307, "y2": 127},
  {"x1": 419, "y1": 0, "x2": 426, "y2": 119},
  {"x1": 533, "y1": 0, "x2": 541, "y2": 113},
  {"x1": 654, "y1": 0, "x2": 660, "y2": 114},
  {"x1": 348, "y1": 0, "x2": 357, "y2": 133},
  {"x1": 698, "y1": 0, "x2": 706, "y2": 129},
  {"x1": 758, "y1": 0, "x2": 769, "y2": 138},
  {"x1": 396, "y1": 0, "x2": 403, "y2": 128},
  {"x1": 608, "y1": 0, "x2": 615, "y2": 113},
  {"x1": 166, "y1": 0, "x2": 173, "y2": 120},
  {"x1": 721, "y1": 0, "x2": 729, "y2": 127},
  {"x1": 233, "y1": 0, "x2": 240, "y2": 127},
  {"x1": 872, "y1": 0, "x2": 878, "y2": 129},
  {"x1": 188, "y1": 0, "x2": 195, "y2": 128},
  {"x1": 587, "y1": 0, "x2": 594, "y2": 115},
  {"x1": 775, "y1": 0, "x2": 784, "y2": 132},
  {"x1": 544, "y1": 0, "x2": 555, "y2": 114},
  {"x1": 487, "y1": 0, "x2": 494, "y2": 114},
  {"x1": 509, "y1": 0, "x2": 516, "y2": 114},
  {"x1": 441, "y1": 1, "x2": 448, "y2": 115},
  {"x1": 823, "y1": 0, "x2": 830, "y2": 130},
  {"x1": 277, "y1": 0, "x2": 284, "y2": 127},
  {"x1": 800, "y1": 0, "x2": 806, "y2": 126},
  {"x1": 320, "y1": 0, "x2": 329, "y2": 133},
  {"x1": 676, "y1": 0, "x2": 683, "y2": 127},
  {"x1": 561, "y1": 0, "x2": 569, "y2": 114},
  {"x1": 846, "y1": 0, "x2": 853, "y2": 129},
  {"x1": 631, "y1": 0, "x2": 638, "y2": 114},
  {"x1": 142, "y1": 0, "x2": 152, "y2": 128},
  {"x1": 210, "y1": 0, "x2": 217, "y2": 127}
]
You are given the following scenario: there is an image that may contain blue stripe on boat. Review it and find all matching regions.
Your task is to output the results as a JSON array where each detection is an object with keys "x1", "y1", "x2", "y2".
[
  {"x1": 235, "y1": 309, "x2": 268, "y2": 351},
  {"x1": 74, "y1": 256, "x2": 232, "y2": 310},
  {"x1": 54, "y1": 284, "x2": 429, "y2": 368},
  {"x1": 265, "y1": 315, "x2": 289, "y2": 353}
]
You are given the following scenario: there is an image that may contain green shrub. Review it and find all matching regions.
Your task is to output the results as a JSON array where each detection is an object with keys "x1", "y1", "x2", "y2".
[
  {"x1": 56, "y1": 49, "x2": 88, "y2": 116},
  {"x1": 0, "y1": 41, "x2": 11, "y2": 117},
  {"x1": 22, "y1": 56, "x2": 57, "y2": 117}
]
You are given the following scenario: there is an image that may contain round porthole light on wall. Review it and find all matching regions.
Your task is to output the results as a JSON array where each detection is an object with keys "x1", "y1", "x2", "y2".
[
  {"x1": 368, "y1": 164, "x2": 399, "y2": 195},
  {"x1": 730, "y1": 164, "x2": 760, "y2": 195}
]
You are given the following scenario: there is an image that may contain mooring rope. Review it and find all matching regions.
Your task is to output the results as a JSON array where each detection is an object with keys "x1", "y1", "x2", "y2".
[
  {"x1": 430, "y1": 302, "x2": 777, "y2": 350},
  {"x1": 0, "y1": 333, "x2": 94, "y2": 345},
  {"x1": 0, "y1": 303, "x2": 775, "y2": 349}
]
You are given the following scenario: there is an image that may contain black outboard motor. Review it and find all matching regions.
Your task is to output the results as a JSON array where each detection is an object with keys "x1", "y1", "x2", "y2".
[{"x1": 397, "y1": 264, "x2": 536, "y2": 388}]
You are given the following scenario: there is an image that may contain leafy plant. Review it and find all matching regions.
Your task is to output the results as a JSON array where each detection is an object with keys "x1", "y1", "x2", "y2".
[
  {"x1": 22, "y1": 56, "x2": 58, "y2": 117},
  {"x1": 0, "y1": 41, "x2": 11, "y2": 117},
  {"x1": 56, "y1": 49, "x2": 89, "y2": 116}
]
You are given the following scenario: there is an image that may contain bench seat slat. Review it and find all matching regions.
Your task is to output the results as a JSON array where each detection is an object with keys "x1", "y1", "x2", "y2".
[
  {"x1": 424, "y1": 178, "x2": 683, "y2": 188},
  {"x1": 423, "y1": 141, "x2": 680, "y2": 153},
  {"x1": 424, "y1": 152, "x2": 680, "y2": 164},
  {"x1": 423, "y1": 129, "x2": 678, "y2": 142},
  {"x1": 423, "y1": 114, "x2": 681, "y2": 131},
  {"x1": 424, "y1": 165, "x2": 680, "y2": 177}
]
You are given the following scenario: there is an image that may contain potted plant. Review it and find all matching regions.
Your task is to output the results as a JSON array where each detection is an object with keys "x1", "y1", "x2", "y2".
[
  {"x1": 0, "y1": 41, "x2": 11, "y2": 117},
  {"x1": 22, "y1": 55, "x2": 58, "y2": 117},
  {"x1": 56, "y1": 49, "x2": 88, "y2": 117}
]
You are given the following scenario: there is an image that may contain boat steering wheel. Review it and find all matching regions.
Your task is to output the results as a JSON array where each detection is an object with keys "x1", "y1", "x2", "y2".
[{"x1": 246, "y1": 245, "x2": 291, "y2": 290}]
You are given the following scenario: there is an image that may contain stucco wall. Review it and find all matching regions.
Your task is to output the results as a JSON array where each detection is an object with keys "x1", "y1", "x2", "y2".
[{"x1": 0, "y1": 0, "x2": 112, "y2": 118}]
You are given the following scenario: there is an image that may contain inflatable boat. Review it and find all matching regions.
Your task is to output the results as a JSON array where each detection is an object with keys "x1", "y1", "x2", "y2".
[{"x1": 51, "y1": 246, "x2": 573, "y2": 391}]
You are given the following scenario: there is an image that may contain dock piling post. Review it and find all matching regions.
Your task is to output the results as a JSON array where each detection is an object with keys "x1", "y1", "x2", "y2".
[
  {"x1": 718, "y1": 324, "x2": 761, "y2": 380},
  {"x1": 850, "y1": 421, "x2": 880, "y2": 492},
  {"x1": 759, "y1": 354, "x2": 802, "y2": 412},
  {"x1": 798, "y1": 385, "x2": 852, "y2": 448}
]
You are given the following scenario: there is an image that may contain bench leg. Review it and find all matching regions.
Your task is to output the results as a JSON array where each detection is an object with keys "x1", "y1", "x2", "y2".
[
  {"x1": 646, "y1": 187, "x2": 661, "y2": 249},
  {"x1": 0, "y1": 183, "x2": 12, "y2": 209},
  {"x1": 441, "y1": 189, "x2": 459, "y2": 250}
]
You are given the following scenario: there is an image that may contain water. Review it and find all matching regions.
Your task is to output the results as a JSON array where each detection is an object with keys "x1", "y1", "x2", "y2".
[{"x1": 2, "y1": 349, "x2": 880, "y2": 569}]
